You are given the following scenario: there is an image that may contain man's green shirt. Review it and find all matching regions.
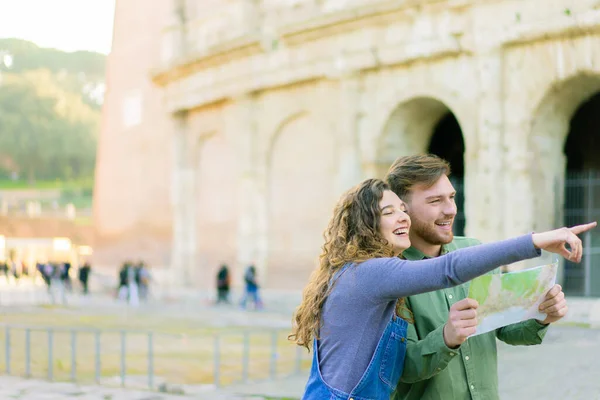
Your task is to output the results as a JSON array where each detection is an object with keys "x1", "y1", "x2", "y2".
[{"x1": 392, "y1": 237, "x2": 550, "y2": 400}]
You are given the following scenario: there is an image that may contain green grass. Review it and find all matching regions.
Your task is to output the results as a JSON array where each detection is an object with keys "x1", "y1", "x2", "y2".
[
  {"x1": 556, "y1": 321, "x2": 592, "y2": 329},
  {"x1": 0, "y1": 179, "x2": 94, "y2": 210},
  {"x1": 0, "y1": 179, "x2": 93, "y2": 191},
  {"x1": 72, "y1": 216, "x2": 94, "y2": 226}
]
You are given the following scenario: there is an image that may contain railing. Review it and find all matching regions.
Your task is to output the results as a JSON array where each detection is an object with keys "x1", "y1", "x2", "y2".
[
  {"x1": 450, "y1": 177, "x2": 466, "y2": 237},
  {"x1": 0, "y1": 203, "x2": 92, "y2": 220},
  {"x1": 563, "y1": 170, "x2": 600, "y2": 297},
  {"x1": 0, "y1": 324, "x2": 310, "y2": 390}
]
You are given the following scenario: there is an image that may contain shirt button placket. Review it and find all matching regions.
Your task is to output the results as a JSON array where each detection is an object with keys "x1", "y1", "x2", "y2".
[
  {"x1": 462, "y1": 341, "x2": 476, "y2": 397},
  {"x1": 446, "y1": 291, "x2": 454, "y2": 307}
]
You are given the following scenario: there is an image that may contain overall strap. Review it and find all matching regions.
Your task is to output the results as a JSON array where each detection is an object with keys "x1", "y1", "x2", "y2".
[{"x1": 327, "y1": 263, "x2": 353, "y2": 288}]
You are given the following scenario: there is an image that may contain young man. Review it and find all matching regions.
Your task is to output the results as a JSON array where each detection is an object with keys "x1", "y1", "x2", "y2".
[{"x1": 385, "y1": 154, "x2": 568, "y2": 400}]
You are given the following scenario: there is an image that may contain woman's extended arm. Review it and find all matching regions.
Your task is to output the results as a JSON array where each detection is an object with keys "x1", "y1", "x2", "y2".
[{"x1": 358, "y1": 222, "x2": 596, "y2": 302}]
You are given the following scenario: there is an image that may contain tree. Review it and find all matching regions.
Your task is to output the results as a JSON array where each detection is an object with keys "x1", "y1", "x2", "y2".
[
  {"x1": 0, "y1": 39, "x2": 104, "y2": 184},
  {"x1": 0, "y1": 71, "x2": 99, "y2": 182}
]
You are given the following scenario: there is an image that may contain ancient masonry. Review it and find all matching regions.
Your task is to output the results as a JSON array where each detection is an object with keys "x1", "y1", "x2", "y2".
[{"x1": 94, "y1": 0, "x2": 600, "y2": 292}]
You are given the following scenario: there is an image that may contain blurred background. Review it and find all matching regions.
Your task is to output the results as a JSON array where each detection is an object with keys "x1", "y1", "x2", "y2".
[
  {"x1": 2, "y1": 0, "x2": 600, "y2": 296},
  {"x1": 0, "y1": 0, "x2": 600, "y2": 398}
]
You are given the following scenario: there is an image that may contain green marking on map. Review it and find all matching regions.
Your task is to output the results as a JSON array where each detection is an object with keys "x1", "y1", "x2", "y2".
[
  {"x1": 501, "y1": 268, "x2": 541, "y2": 298},
  {"x1": 468, "y1": 274, "x2": 493, "y2": 304},
  {"x1": 466, "y1": 262, "x2": 558, "y2": 336}
]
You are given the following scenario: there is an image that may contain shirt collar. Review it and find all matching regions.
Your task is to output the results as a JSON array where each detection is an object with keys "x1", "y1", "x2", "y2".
[{"x1": 401, "y1": 242, "x2": 455, "y2": 260}]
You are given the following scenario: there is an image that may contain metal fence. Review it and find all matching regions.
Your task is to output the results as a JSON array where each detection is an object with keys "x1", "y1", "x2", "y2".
[
  {"x1": 0, "y1": 201, "x2": 92, "y2": 220},
  {"x1": 563, "y1": 170, "x2": 600, "y2": 297},
  {"x1": 449, "y1": 177, "x2": 465, "y2": 237},
  {"x1": 0, "y1": 324, "x2": 311, "y2": 390}
]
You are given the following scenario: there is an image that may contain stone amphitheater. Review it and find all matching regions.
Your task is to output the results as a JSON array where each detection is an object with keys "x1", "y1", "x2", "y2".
[{"x1": 94, "y1": 0, "x2": 600, "y2": 294}]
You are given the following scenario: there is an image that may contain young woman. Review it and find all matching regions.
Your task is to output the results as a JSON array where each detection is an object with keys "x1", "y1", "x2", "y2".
[{"x1": 289, "y1": 179, "x2": 595, "y2": 400}]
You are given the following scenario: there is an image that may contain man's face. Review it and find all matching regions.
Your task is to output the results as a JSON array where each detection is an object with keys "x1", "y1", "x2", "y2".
[{"x1": 404, "y1": 175, "x2": 457, "y2": 246}]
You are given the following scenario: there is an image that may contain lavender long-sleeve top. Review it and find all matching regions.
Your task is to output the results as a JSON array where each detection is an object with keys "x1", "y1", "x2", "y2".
[{"x1": 318, "y1": 234, "x2": 541, "y2": 393}]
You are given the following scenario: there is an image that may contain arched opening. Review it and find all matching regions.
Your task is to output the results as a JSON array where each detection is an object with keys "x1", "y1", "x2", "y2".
[
  {"x1": 529, "y1": 74, "x2": 600, "y2": 297},
  {"x1": 378, "y1": 97, "x2": 466, "y2": 236},
  {"x1": 428, "y1": 112, "x2": 466, "y2": 236},
  {"x1": 563, "y1": 92, "x2": 600, "y2": 296}
]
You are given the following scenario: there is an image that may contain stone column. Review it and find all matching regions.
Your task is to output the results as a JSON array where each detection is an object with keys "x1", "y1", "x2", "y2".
[
  {"x1": 170, "y1": 111, "x2": 197, "y2": 287},
  {"x1": 334, "y1": 74, "x2": 364, "y2": 194},
  {"x1": 166, "y1": 0, "x2": 188, "y2": 61},
  {"x1": 226, "y1": 96, "x2": 269, "y2": 283},
  {"x1": 464, "y1": 50, "x2": 506, "y2": 243}
]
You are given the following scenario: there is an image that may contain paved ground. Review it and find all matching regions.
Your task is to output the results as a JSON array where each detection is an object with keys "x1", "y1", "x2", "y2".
[
  {"x1": 0, "y1": 283, "x2": 599, "y2": 399},
  {"x1": 497, "y1": 326, "x2": 600, "y2": 400}
]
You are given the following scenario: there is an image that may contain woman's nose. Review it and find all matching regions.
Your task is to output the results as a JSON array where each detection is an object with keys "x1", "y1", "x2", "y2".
[{"x1": 397, "y1": 209, "x2": 410, "y2": 222}]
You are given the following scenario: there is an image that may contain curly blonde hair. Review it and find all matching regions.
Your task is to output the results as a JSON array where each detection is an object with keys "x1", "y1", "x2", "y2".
[{"x1": 288, "y1": 179, "x2": 412, "y2": 351}]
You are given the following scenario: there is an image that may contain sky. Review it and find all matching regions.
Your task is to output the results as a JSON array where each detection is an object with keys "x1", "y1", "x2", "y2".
[{"x1": 0, "y1": 0, "x2": 116, "y2": 54}]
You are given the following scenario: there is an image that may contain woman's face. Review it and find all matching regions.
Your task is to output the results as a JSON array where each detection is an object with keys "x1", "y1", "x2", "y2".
[{"x1": 378, "y1": 190, "x2": 411, "y2": 256}]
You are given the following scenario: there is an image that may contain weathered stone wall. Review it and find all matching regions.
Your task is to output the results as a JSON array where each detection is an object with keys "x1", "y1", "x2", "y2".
[
  {"x1": 93, "y1": 0, "x2": 174, "y2": 270},
  {"x1": 96, "y1": 0, "x2": 600, "y2": 289}
]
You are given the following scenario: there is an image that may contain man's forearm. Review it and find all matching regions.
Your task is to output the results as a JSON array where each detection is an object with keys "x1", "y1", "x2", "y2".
[{"x1": 495, "y1": 319, "x2": 549, "y2": 345}]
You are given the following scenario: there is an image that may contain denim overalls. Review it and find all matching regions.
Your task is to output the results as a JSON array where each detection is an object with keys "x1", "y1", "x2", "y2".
[{"x1": 302, "y1": 265, "x2": 409, "y2": 400}]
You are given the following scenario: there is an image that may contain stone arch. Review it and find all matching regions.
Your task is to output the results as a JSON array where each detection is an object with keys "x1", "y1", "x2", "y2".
[
  {"x1": 375, "y1": 96, "x2": 467, "y2": 235},
  {"x1": 266, "y1": 112, "x2": 336, "y2": 289},
  {"x1": 265, "y1": 111, "x2": 309, "y2": 165},
  {"x1": 529, "y1": 73, "x2": 600, "y2": 296},
  {"x1": 529, "y1": 73, "x2": 600, "y2": 231},
  {"x1": 195, "y1": 130, "x2": 238, "y2": 288},
  {"x1": 366, "y1": 84, "x2": 473, "y2": 167}
]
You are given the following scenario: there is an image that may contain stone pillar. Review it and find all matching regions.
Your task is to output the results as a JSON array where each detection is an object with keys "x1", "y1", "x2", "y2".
[
  {"x1": 528, "y1": 95, "x2": 571, "y2": 234},
  {"x1": 334, "y1": 74, "x2": 364, "y2": 195},
  {"x1": 465, "y1": 51, "x2": 506, "y2": 243},
  {"x1": 170, "y1": 111, "x2": 197, "y2": 287},
  {"x1": 168, "y1": 0, "x2": 188, "y2": 61},
  {"x1": 226, "y1": 96, "x2": 269, "y2": 284}
]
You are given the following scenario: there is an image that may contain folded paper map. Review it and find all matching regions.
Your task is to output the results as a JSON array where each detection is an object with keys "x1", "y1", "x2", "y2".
[{"x1": 467, "y1": 259, "x2": 558, "y2": 337}]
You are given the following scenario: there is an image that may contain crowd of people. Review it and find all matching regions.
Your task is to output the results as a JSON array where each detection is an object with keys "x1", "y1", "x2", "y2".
[
  {"x1": 22, "y1": 260, "x2": 92, "y2": 304},
  {"x1": 0, "y1": 257, "x2": 154, "y2": 307}
]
